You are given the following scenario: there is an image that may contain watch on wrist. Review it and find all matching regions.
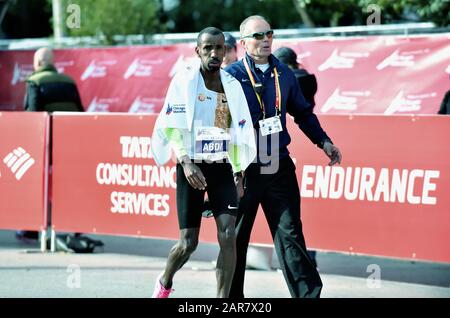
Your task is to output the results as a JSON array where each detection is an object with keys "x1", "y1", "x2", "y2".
[{"x1": 320, "y1": 139, "x2": 332, "y2": 148}]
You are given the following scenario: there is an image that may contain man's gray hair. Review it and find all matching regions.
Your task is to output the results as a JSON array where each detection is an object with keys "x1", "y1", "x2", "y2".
[{"x1": 239, "y1": 15, "x2": 270, "y2": 38}]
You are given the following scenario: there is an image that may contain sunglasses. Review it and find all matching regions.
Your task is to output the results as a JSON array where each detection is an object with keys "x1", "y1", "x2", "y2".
[{"x1": 242, "y1": 30, "x2": 274, "y2": 40}]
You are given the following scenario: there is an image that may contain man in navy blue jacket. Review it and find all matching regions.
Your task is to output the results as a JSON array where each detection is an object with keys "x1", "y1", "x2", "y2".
[{"x1": 225, "y1": 15, "x2": 342, "y2": 298}]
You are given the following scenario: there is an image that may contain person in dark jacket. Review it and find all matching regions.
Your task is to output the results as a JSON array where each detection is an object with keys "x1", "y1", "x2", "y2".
[
  {"x1": 273, "y1": 46, "x2": 318, "y2": 109},
  {"x1": 273, "y1": 46, "x2": 319, "y2": 267},
  {"x1": 24, "y1": 47, "x2": 83, "y2": 112},
  {"x1": 438, "y1": 90, "x2": 450, "y2": 115},
  {"x1": 18, "y1": 48, "x2": 102, "y2": 252},
  {"x1": 225, "y1": 15, "x2": 342, "y2": 298}
]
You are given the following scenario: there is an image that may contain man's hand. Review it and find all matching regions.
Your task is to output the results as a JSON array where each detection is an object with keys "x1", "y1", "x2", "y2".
[
  {"x1": 323, "y1": 141, "x2": 342, "y2": 166},
  {"x1": 180, "y1": 156, "x2": 207, "y2": 190},
  {"x1": 234, "y1": 172, "x2": 245, "y2": 199}
]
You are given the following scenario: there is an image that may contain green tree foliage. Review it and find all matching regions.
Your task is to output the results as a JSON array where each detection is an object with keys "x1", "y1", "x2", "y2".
[
  {"x1": 1, "y1": 0, "x2": 52, "y2": 39},
  {"x1": 3, "y1": 0, "x2": 446, "y2": 41},
  {"x1": 165, "y1": 0, "x2": 303, "y2": 33},
  {"x1": 60, "y1": 0, "x2": 161, "y2": 44},
  {"x1": 292, "y1": 0, "x2": 362, "y2": 27},
  {"x1": 164, "y1": 0, "x2": 448, "y2": 32},
  {"x1": 293, "y1": 0, "x2": 449, "y2": 27},
  {"x1": 358, "y1": 0, "x2": 449, "y2": 27}
]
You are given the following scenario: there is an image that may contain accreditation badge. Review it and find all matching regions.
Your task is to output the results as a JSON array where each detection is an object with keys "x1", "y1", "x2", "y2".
[
  {"x1": 259, "y1": 116, "x2": 283, "y2": 136},
  {"x1": 195, "y1": 127, "x2": 231, "y2": 161}
]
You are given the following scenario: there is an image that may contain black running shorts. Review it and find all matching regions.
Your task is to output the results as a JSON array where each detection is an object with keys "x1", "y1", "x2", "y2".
[{"x1": 176, "y1": 162, "x2": 238, "y2": 229}]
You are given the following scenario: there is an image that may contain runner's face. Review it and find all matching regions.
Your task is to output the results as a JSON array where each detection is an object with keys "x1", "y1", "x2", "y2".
[{"x1": 196, "y1": 33, "x2": 225, "y2": 72}]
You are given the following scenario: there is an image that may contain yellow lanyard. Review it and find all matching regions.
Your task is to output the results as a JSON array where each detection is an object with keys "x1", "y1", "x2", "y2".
[{"x1": 243, "y1": 57, "x2": 281, "y2": 119}]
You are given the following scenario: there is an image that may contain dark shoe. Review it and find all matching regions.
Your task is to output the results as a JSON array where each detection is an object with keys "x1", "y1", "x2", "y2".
[
  {"x1": 66, "y1": 235, "x2": 96, "y2": 253},
  {"x1": 45, "y1": 234, "x2": 75, "y2": 253},
  {"x1": 75, "y1": 234, "x2": 104, "y2": 247},
  {"x1": 15, "y1": 231, "x2": 39, "y2": 244}
]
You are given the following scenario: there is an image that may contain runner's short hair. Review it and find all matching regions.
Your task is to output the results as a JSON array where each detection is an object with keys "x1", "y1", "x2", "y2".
[{"x1": 197, "y1": 27, "x2": 225, "y2": 46}]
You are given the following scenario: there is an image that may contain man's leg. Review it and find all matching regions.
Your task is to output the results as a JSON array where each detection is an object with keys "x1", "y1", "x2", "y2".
[
  {"x1": 159, "y1": 228, "x2": 200, "y2": 289},
  {"x1": 215, "y1": 213, "x2": 236, "y2": 298},
  {"x1": 157, "y1": 163, "x2": 204, "y2": 289},
  {"x1": 229, "y1": 168, "x2": 262, "y2": 298},
  {"x1": 261, "y1": 158, "x2": 322, "y2": 298},
  {"x1": 204, "y1": 162, "x2": 239, "y2": 298}
]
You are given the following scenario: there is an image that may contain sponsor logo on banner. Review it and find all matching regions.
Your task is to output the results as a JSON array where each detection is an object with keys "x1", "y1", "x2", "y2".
[
  {"x1": 301, "y1": 165, "x2": 440, "y2": 205},
  {"x1": 2, "y1": 147, "x2": 35, "y2": 180},
  {"x1": 318, "y1": 49, "x2": 369, "y2": 71},
  {"x1": 321, "y1": 88, "x2": 371, "y2": 113},
  {"x1": 95, "y1": 136, "x2": 177, "y2": 216},
  {"x1": 123, "y1": 58, "x2": 163, "y2": 79},
  {"x1": 55, "y1": 60, "x2": 75, "y2": 73},
  {"x1": 376, "y1": 49, "x2": 430, "y2": 70},
  {"x1": 81, "y1": 60, "x2": 117, "y2": 81},
  {"x1": 169, "y1": 54, "x2": 200, "y2": 77},
  {"x1": 297, "y1": 51, "x2": 312, "y2": 60},
  {"x1": 87, "y1": 97, "x2": 119, "y2": 112},
  {"x1": 11, "y1": 63, "x2": 34, "y2": 85},
  {"x1": 128, "y1": 96, "x2": 156, "y2": 113},
  {"x1": 384, "y1": 90, "x2": 436, "y2": 115}
]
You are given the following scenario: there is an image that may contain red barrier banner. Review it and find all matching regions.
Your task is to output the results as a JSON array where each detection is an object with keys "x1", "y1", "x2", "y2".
[
  {"x1": 52, "y1": 113, "x2": 450, "y2": 263},
  {"x1": 282, "y1": 35, "x2": 450, "y2": 115},
  {"x1": 249, "y1": 114, "x2": 450, "y2": 263},
  {"x1": 51, "y1": 113, "x2": 218, "y2": 241},
  {"x1": 0, "y1": 112, "x2": 48, "y2": 231},
  {"x1": 1, "y1": 34, "x2": 449, "y2": 114}
]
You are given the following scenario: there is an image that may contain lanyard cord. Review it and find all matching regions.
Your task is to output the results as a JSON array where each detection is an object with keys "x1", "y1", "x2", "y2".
[{"x1": 243, "y1": 57, "x2": 281, "y2": 119}]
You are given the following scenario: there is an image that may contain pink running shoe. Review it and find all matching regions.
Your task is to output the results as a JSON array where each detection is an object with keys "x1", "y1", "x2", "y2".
[{"x1": 152, "y1": 274, "x2": 174, "y2": 298}]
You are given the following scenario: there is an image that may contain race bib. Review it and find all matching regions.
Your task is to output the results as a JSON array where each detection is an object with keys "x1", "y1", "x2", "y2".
[
  {"x1": 195, "y1": 127, "x2": 231, "y2": 161},
  {"x1": 259, "y1": 116, "x2": 283, "y2": 136}
]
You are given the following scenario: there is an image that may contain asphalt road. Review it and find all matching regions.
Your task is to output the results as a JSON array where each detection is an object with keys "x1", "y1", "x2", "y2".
[{"x1": 1, "y1": 230, "x2": 449, "y2": 298}]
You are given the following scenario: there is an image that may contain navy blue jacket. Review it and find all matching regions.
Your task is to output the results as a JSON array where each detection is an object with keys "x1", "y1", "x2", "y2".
[{"x1": 225, "y1": 54, "x2": 331, "y2": 164}]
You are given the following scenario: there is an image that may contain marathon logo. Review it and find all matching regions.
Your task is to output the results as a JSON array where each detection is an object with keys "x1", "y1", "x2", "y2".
[
  {"x1": 55, "y1": 60, "x2": 75, "y2": 74},
  {"x1": 81, "y1": 60, "x2": 117, "y2": 81},
  {"x1": 128, "y1": 96, "x2": 155, "y2": 113},
  {"x1": 11, "y1": 63, "x2": 33, "y2": 86},
  {"x1": 124, "y1": 58, "x2": 163, "y2": 79},
  {"x1": 376, "y1": 49, "x2": 430, "y2": 71},
  {"x1": 166, "y1": 104, "x2": 173, "y2": 115},
  {"x1": 2, "y1": 147, "x2": 35, "y2": 180},
  {"x1": 169, "y1": 54, "x2": 200, "y2": 77},
  {"x1": 318, "y1": 49, "x2": 369, "y2": 72},
  {"x1": 165, "y1": 103, "x2": 186, "y2": 115},
  {"x1": 87, "y1": 97, "x2": 119, "y2": 112},
  {"x1": 384, "y1": 90, "x2": 436, "y2": 115},
  {"x1": 321, "y1": 88, "x2": 371, "y2": 113}
]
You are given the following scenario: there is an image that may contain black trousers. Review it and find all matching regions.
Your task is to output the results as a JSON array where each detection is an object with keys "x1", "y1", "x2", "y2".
[{"x1": 230, "y1": 156, "x2": 322, "y2": 298}]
